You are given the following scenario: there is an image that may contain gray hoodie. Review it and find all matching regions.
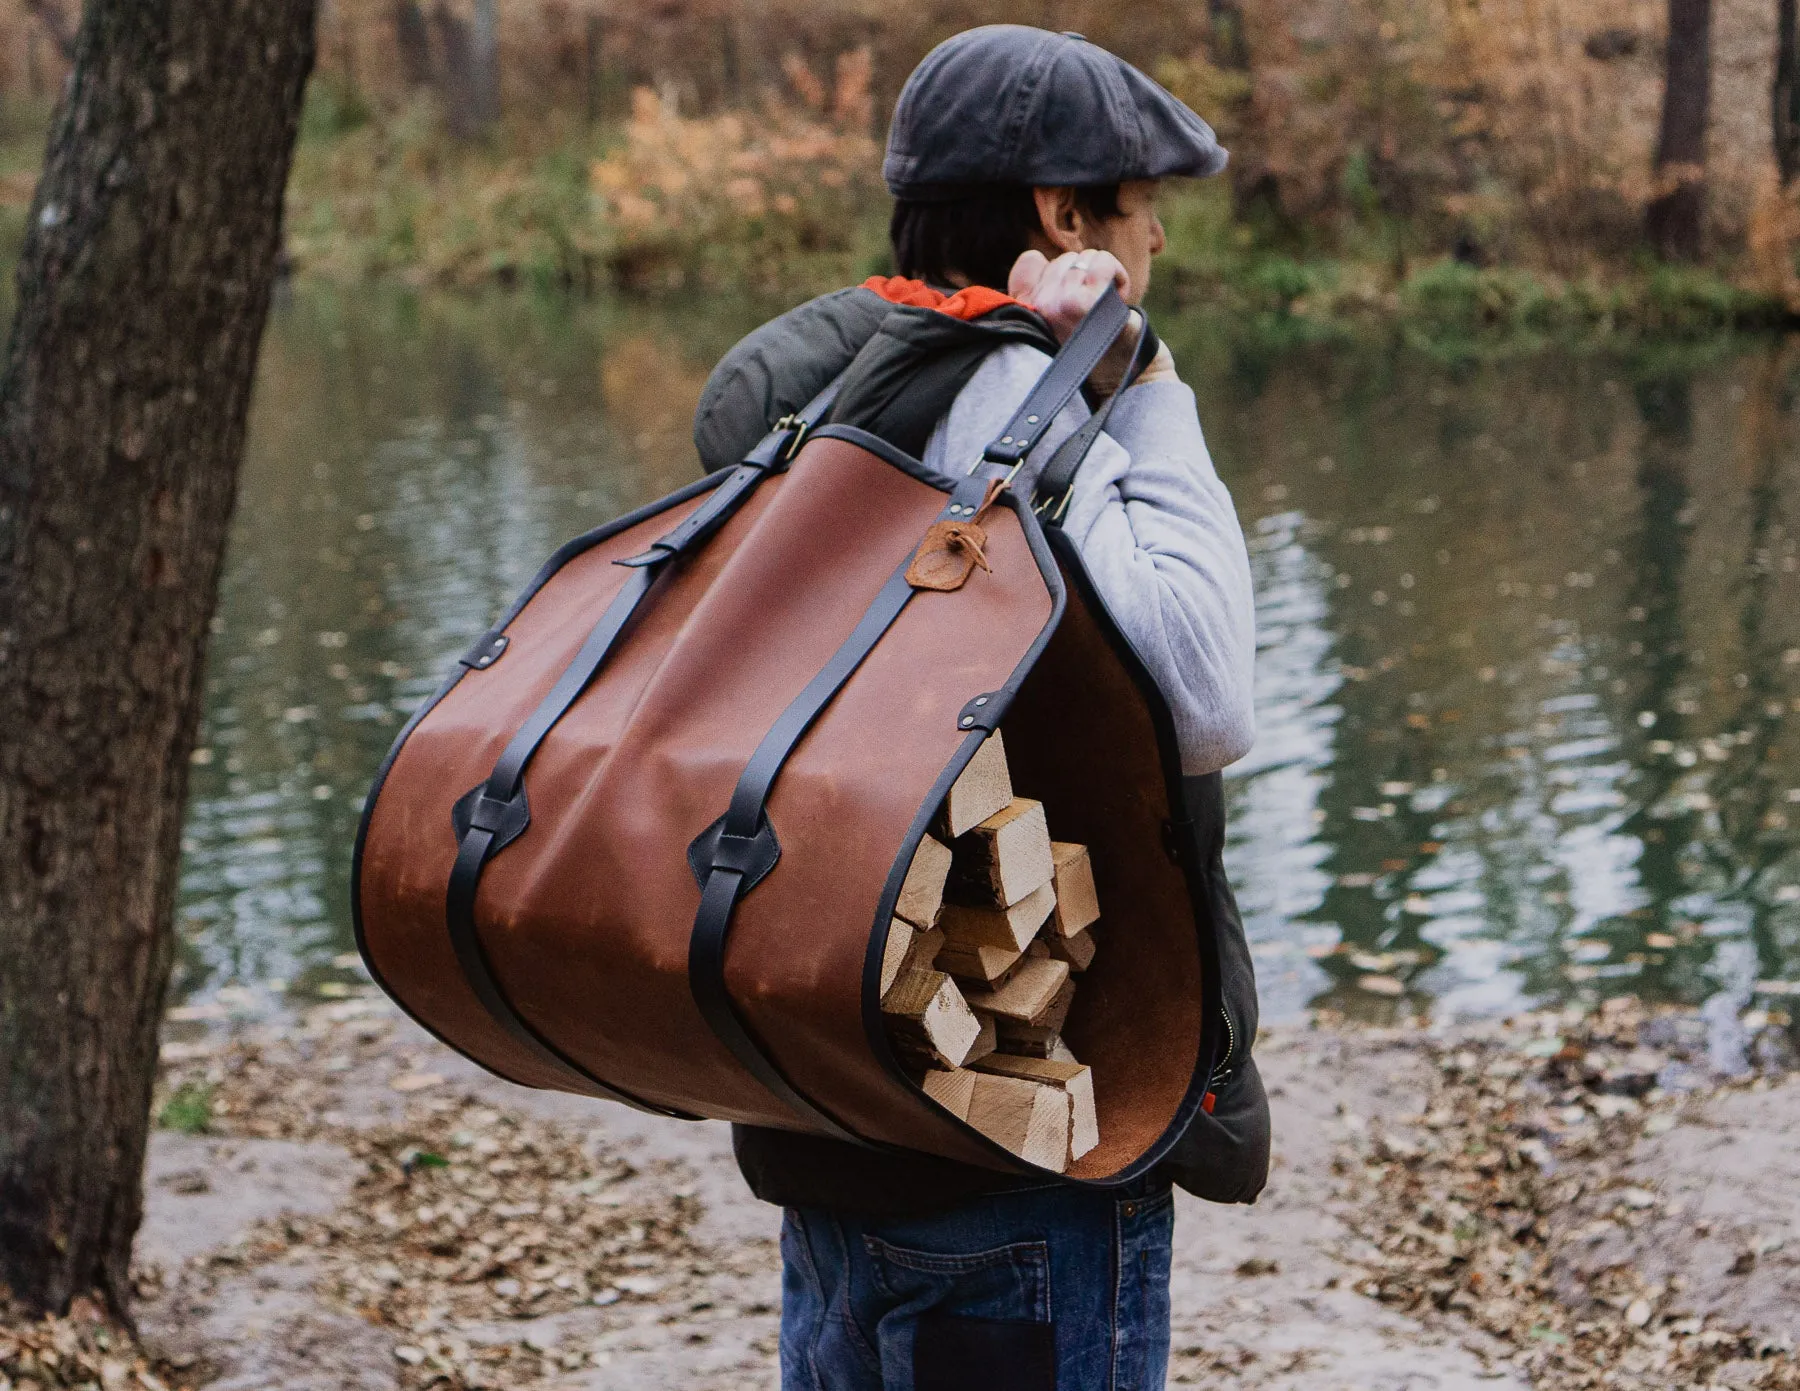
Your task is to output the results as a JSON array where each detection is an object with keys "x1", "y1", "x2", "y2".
[{"x1": 923, "y1": 344, "x2": 1256, "y2": 776}]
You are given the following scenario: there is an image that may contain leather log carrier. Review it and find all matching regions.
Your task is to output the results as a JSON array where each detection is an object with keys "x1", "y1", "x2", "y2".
[{"x1": 354, "y1": 289, "x2": 1227, "y2": 1183}]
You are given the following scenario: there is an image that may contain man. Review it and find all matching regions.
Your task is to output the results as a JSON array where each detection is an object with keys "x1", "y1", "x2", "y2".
[{"x1": 694, "y1": 26, "x2": 1266, "y2": 1390}]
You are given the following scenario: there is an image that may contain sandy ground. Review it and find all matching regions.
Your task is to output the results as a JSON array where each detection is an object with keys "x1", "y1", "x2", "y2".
[{"x1": 129, "y1": 1000, "x2": 1800, "y2": 1390}]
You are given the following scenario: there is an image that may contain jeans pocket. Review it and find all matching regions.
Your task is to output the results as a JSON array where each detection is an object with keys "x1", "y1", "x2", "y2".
[
  {"x1": 863, "y1": 1236, "x2": 1052, "y2": 1323},
  {"x1": 913, "y1": 1312, "x2": 1056, "y2": 1391}
]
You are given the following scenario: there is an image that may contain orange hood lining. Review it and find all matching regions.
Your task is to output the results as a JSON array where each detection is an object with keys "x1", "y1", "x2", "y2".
[{"x1": 861, "y1": 275, "x2": 1025, "y2": 322}]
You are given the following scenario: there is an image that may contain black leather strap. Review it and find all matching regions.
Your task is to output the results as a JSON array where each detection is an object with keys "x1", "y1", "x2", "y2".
[
  {"x1": 1030, "y1": 316, "x2": 1162, "y2": 526},
  {"x1": 440, "y1": 373, "x2": 845, "y2": 1117},
  {"x1": 687, "y1": 471, "x2": 997, "y2": 1141},
  {"x1": 978, "y1": 286, "x2": 1132, "y2": 469}
]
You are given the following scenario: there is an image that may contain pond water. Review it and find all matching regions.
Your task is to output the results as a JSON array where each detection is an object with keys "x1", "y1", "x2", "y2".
[{"x1": 177, "y1": 284, "x2": 1800, "y2": 1029}]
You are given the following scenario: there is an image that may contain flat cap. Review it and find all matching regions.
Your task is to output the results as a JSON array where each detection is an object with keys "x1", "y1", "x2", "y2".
[{"x1": 884, "y1": 25, "x2": 1228, "y2": 200}]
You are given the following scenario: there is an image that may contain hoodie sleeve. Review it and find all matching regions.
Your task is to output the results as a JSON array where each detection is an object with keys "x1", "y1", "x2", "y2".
[
  {"x1": 1057, "y1": 379, "x2": 1257, "y2": 774},
  {"x1": 926, "y1": 349, "x2": 1256, "y2": 775}
]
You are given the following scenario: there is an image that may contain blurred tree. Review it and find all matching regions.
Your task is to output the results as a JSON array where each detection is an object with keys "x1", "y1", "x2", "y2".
[
  {"x1": 430, "y1": 0, "x2": 497, "y2": 140},
  {"x1": 0, "y1": 0, "x2": 316, "y2": 1317},
  {"x1": 1776, "y1": 0, "x2": 1800, "y2": 185},
  {"x1": 1647, "y1": 0, "x2": 1713, "y2": 259},
  {"x1": 393, "y1": 0, "x2": 432, "y2": 89},
  {"x1": 470, "y1": 0, "x2": 499, "y2": 130}
]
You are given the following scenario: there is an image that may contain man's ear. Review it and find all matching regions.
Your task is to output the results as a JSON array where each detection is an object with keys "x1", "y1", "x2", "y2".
[{"x1": 1032, "y1": 186, "x2": 1086, "y2": 254}]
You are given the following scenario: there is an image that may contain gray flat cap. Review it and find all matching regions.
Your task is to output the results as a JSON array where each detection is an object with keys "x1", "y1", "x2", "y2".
[{"x1": 884, "y1": 25, "x2": 1228, "y2": 200}]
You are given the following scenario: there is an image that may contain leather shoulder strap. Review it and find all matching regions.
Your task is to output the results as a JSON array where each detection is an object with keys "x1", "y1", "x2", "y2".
[
  {"x1": 1029, "y1": 316, "x2": 1161, "y2": 526},
  {"x1": 973, "y1": 286, "x2": 1132, "y2": 474}
]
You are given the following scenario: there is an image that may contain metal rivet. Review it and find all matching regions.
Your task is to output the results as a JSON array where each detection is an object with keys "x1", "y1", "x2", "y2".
[
  {"x1": 961, "y1": 715, "x2": 975, "y2": 727},
  {"x1": 1027, "y1": 415, "x2": 1040, "y2": 424},
  {"x1": 975, "y1": 697, "x2": 989, "y2": 706},
  {"x1": 1000, "y1": 436, "x2": 1014, "y2": 445},
  {"x1": 478, "y1": 656, "x2": 491, "y2": 667}
]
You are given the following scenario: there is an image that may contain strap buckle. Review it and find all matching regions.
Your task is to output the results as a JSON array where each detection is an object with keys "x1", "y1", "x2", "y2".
[
  {"x1": 968, "y1": 453, "x2": 1027, "y2": 489},
  {"x1": 774, "y1": 412, "x2": 813, "y2": 461}
]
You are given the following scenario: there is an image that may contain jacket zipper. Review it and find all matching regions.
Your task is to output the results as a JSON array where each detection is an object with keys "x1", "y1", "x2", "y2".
[{"x1": 1215, "y1": 1004, "x2": 1238, "y2": 1079}]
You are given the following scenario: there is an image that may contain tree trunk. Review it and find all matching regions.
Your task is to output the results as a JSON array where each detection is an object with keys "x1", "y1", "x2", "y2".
[
  {"x1": 392, "y1": 0, "x2": 432, "y2": 89},
  {"x1": 470, "y1": 0, "x2": 500, "y2": 133},
  {"x1": 584, "y1": 11, "x2": 602, "y2": 127},
  {"x1": 0, "y1": 0, "x2": 316, "y2": 1317},
  {"x1": 1777, "y1": 0, "x2": 1800, "y2": 184},
  {"x1": 430, "y1": 0, "x2": 478, "y2": 139},
  {"x1": 1647, "y1": 0, "x2": 1713, "y2": 259},
  {"x1": 1208, "y1": 0, "x2": 1250, "y2": 70}
]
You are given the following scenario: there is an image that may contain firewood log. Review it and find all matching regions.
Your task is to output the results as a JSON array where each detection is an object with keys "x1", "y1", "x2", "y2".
[
  {"x1": 1048, "y1": 841, "x2": 1100, "y2": 937},
  {"x1": 949, "y1": 798, "x2": 1053, "y2": 907},
  {"x1": 879, "y1": 919, "x2": 916, "y2": 999},
  {"x1": 994, "y1": 978, "x2": 1075, "y2": 1053},
  {"x1": 921, "y1": 1067, "x2": 978, "y2": 1120},
  {"x1": 935, "y1": 936, "x2": 1026, "y2": 984},
  {"x1": 937, "y1": 879, "x2": 1054, "y2": 953},
  {"x1": 1043, "y1": 926, "x2": 1096, "y2": 973},
  {"x1": 939, "y1": 732, "x2": 1013, "y2": 838},
  {"x1": 973, "y1": 1054, "x2": 1098, "y2": 1161},
  {"x1": 962, "y1": 957, "x2": 1070, "y2": 1024},
  {"x1": 896, "y1": 833, "x2": 952, "y2": 929},
  {"x1": 965, "y1": 1073, "x2": 1071, "y2": 1171},
  {"x1": 883, "y1": 968, "x2": 980, "y2": 1068}
]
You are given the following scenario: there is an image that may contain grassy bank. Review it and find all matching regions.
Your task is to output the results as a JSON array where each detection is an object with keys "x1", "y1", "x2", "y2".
[
  {"x1": 0, "y1": 82, "x2": 1788, "y2": 349},
  {"x1": 273, "y1": 78, "x2": 1800, "y2": 346}
]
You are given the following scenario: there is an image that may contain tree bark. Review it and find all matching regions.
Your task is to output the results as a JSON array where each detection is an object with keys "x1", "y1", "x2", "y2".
[
  {"x1": 430, "y1": 1, "x2": 478, "y2": 139},
  {"x1": 392, "y1": 0, "x2": 432, "y2": 89},
  {"x1": 1647, "y1": 0, "x2": 1713, "y2": 259},
  {"x1": 0, "y1": 0, "x2": 316, "y2": 1317},
  {"x1": 469, "y1": 0, "x2": 500, "y2": 131},
  {"x1": 1777, "y1": 0, "x2": 1800, "y2": 184}
]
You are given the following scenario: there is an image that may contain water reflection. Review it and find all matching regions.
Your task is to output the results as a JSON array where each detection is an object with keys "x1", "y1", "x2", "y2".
[
  {"x1": 176, "y1": 288, "x2": 1800, "y2": 1026},
  {"x1": 1183, "y1": 332, "x2": 1800, "y2": 1022}
]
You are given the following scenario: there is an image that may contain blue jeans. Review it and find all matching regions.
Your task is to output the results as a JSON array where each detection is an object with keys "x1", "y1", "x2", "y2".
[{"x1": 779, "y1": 1179, "x2": 1174, "y2": 1390}]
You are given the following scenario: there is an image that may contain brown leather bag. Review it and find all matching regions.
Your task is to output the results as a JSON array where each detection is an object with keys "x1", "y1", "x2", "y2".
[{"x1": 354, "y1": 291, "x2": 1227, "y2": 1182}]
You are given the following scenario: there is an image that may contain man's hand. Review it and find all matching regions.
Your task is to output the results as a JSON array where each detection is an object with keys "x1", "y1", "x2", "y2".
[
  {"x1": 1007, "y1": 248, "x2": 1130, "y2": 342},
  {"x1": 1008, "y1": 248, "x2": 1176, "y2": 394}
]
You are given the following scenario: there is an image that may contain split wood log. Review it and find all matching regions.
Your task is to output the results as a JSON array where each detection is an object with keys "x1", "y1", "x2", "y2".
[
  {"x1": 906, "y1": 928, "x2": 945, "y2": 975},
  {"x1": 879, "y1": 919, "x2": 915, "y2": 999},
  {"x1": 1043, "y1": 927, "x2": 1097, "y2": 973},
  {"x1": 921, "y1": 1067, "x2": 978, "y2": 1121},
  {"x1": 963, "y1": 957, "x2": 1070, "y2": 1024},
  {"x1": 1048, "y1": 841, "x2": 1100, "y2": 937},
  {"x1": 896, "y1": 833, "x2": 952, "y2": 928},
  {"x1": 938, "y1": 878, "x2": 1054, "y2": 953},
  {"x1": 881, "y1": 924, "x2": 948, "y2": 1000},
  {"x1": 988, "y1": 1031, "x2": 1075, "y2": 1060},
  {"x1": 883, "y1": 968, "x2": 980, "y2": 1068},
  {"x1": 994, "y1": 978, "x2": 1076, "y2": 1053},
  {"x1": 973, "y1": 1055, "x2": 1099, "y2": 1161},
  {"x1": 966, "y1": 1012, "x2": 997, "y2": 1064},
  {"x1": 949, "y1": 798, "x2": 1054, "y2": 907},
  {"x1": 939, "y1": 732, "x2": 1013, "y2": 838},
  {"x1": 965, "y1": 1073, "x2": 1071, "y2": 1171},
  {"x1": 935, "y1": 936, "x2": 1026, "y2": 984}
]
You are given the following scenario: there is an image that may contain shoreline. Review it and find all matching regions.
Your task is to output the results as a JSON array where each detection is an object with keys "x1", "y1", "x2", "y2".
[{"x1": 12, "y1": 993, "x2": 1797, "y2": 1390}]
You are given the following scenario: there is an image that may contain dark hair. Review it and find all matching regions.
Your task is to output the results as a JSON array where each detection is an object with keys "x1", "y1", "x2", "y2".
[{"x1": 889, "y1": 183, "x2": 1124, "y2": 291}]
